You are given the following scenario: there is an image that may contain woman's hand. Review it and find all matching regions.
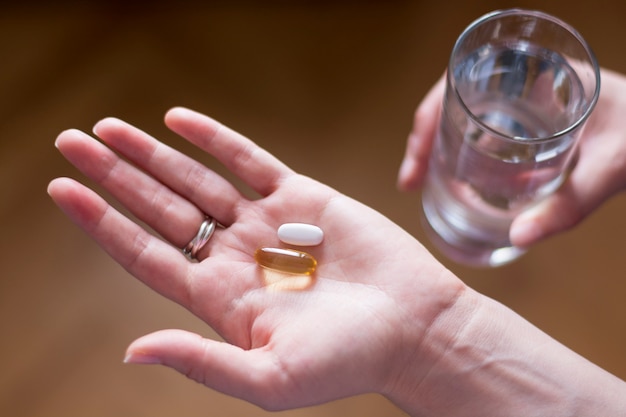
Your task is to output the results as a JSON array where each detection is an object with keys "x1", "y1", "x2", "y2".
[
  {"x1": 48, "y1": 107, "x2": 464, "y2": 411},
  {"x1": 397, "y1": 69, "x2": 626, "y2": 247},
  {"x1": 510, "y1": 68, "x2": 626, "y2": 246},
  {"x1": 49, "y1": 107, "x2": 626, "y2": 415}
]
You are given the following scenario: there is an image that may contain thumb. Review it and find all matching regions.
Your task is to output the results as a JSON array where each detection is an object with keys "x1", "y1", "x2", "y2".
[
  {"x1": 124, "y1": 329, "x2": 285, "y2": 409},
  {"x1": 509, "y1": 182, "x2": 585, "y2": 247}
]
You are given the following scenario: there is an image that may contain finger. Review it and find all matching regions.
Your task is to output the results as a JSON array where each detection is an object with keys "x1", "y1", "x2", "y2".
[
  {"x1": 510, "y1": 150, "x2": 626, "y2": 247},
  {"x1": 397, "y1": 74, "x2": 446, "y2": 191},
  {"x1": 124, "y1": 329, "x2": 292, "y2": 410},
  {"x1": 47, "y1": 177, "x2": 192, "y2": 305},
  {"x1": 510, "y1": 70, "x2": 626, "y2": 247},
  {"x1": 164, "y1": 107, "x2": 294, "y2": 197},
  {"x1": 55, "y1": 129, "x2": 210, "y2": 250},
  {"x1": 92, "y1": 117, "x2": 243, "y2": 227},
  {"x1": 509, "y1": 182, "x2": 585, "y2": 247}
]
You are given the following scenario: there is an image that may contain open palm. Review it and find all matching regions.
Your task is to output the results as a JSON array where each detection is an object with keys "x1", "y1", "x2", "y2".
[{"x1": 49, "y1": 107, "x2": 462, "y2": 410}]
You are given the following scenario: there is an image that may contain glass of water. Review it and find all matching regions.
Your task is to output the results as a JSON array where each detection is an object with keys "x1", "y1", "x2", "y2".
[{"x1": 421, "y1": 9, "x2": 601, "y2": 267}]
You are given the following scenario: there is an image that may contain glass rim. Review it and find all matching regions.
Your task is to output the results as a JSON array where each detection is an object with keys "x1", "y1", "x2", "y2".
[{"x1": 448, "y1": 8, "x2": 601, "y2": 144}]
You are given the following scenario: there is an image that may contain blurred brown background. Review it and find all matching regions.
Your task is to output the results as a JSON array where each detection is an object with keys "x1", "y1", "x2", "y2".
[{"x1": 1, "y1": 1, "x2": 625, "y2": 416}]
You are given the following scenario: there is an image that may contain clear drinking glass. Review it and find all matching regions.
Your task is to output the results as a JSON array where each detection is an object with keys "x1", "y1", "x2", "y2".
[{"x1": 421, "y1": 9, "x2": 601, "y2": 267}]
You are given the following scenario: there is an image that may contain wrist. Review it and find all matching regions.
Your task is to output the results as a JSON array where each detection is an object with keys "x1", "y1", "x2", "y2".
[{"x1": 383, "y1": 285, "x2": 626, "y2": 417}]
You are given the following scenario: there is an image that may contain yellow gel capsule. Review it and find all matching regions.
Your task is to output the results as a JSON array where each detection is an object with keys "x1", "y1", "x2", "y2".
[{"x1": 254, "y1": 247, "x2": 317, "y2": 275}]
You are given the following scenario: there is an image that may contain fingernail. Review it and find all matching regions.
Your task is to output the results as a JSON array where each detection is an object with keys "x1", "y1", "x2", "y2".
[
  {"x1": 92, "y1": 117, "x2": 120, "y2": 137},
  {"x1": 92, "y1": 120, "x2": 104, "y2": 136},
  {"x1": 398, "y1": 158, "x2": 415, "y2": 189},
  {"x1": 510, "y1": 216, "x2": 541, "y2": 248},
  {"x1": 124, "y1": 352, "x2": 162, "y2": 365},
  {"x1": 54, "y1": 130, "x2": 71, "y2": 149}
]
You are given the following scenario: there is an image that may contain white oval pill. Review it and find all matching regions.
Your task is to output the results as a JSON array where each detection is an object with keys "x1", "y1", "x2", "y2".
[{"x1": 277, "y1": 223, "x2": 324, "y2": 246}]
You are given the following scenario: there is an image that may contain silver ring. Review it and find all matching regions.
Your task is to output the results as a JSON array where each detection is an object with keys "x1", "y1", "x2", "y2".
[{"x1": 183, "y1": 217, "x2": 217, "y2": 259}]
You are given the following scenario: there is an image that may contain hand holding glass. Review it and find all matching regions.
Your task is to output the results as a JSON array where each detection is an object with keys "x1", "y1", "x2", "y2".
[{"x1": 421, "y1": 9, "x2": 601, "y2": 267}]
